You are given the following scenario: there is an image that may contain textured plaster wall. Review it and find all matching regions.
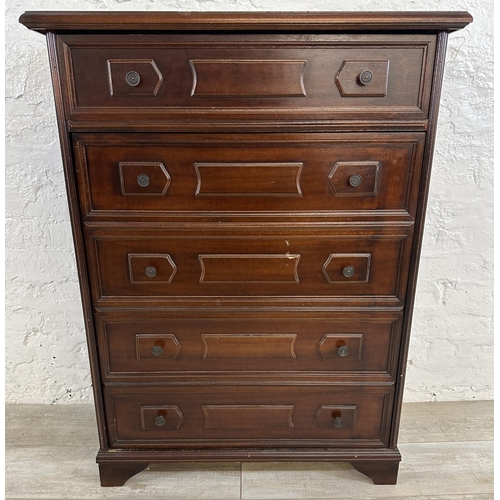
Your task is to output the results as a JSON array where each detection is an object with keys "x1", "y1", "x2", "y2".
[{"x1": 5, "y1": 0, "x2": 493, "y2": 404}]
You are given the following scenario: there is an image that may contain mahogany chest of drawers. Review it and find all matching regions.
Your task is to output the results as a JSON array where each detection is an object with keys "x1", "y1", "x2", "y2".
[{"x1": 20, "y1": 11, "x2": 472, "y2": 487}]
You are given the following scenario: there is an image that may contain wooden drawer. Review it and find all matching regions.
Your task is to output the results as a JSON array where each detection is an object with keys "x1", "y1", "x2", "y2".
[
  {"x1": 86, "y1": 230, "x2": 412, "y2": 307},
  {"x1": 74, "y1": 133, "x2": 424, "y2": 218},
  {"x1": 97, "y1": 313, "x2": 402, "y2": 381},
  {"x1": 58, "y1": 33, "x2": 436, "y2": 126},
  {"x1": 104, "y1": 385, "x2": 394, "y2": 448}
]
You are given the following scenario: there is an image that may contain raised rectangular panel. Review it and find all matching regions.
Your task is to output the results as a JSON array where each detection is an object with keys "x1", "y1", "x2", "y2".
[
  {"x1": 201, "y1": 334, "x2": 297, "y2": 359},
  {"x1": 194, "y1": 162, "x2": 303, "y2": 196},
  {"x1": 202, "y1": 405, "x2": 295, "y2": 429},
  {"x1": 190, "y1": 59, "x2": 307, "y2": 98},
  {"x1": 198, "y1": 254, "x2": 301, "y2": 283}
]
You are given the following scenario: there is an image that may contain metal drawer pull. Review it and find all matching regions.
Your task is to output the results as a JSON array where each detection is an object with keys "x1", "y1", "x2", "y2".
[
  {"x1": 145, "y1": 266, "x2": 157, "y2": 278},
  {"x1": 137, "y1": 174, "x2": 150, "y2": 187},
  {"x1": 333, "y1": 417, "x2": 344, "y2": 428},
  {"x1": 152, "y1": 346, "x2": 163, "y2": 356},
  {"x1": 349, "y1": 174, "x2": 363, "y2": 187},
  {"x1": 125, "y1": 70, "x2": 141, "y2": 86},
  {"x1": 155, "y1": 416, "x2": 166, "y2": 426},
  {"x1": 359, "y1": 70, "x2": 373, "y2": 85},
  {"x1": 338, "y1": 346, "x2": 349, "y2": 357},
  {"x1": 343, "y1": 266, "x2": 355, "y2": 278}
]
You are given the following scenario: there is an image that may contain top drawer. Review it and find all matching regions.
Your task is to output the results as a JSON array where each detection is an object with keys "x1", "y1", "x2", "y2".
[{"x1": 57, "y1": 34, "x2": 436, "y2": 129}]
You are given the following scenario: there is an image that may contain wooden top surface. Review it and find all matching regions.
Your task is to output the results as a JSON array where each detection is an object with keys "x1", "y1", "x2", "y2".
[{"x1": 19, "y1": 11, "x2": 472, "y2": 34}]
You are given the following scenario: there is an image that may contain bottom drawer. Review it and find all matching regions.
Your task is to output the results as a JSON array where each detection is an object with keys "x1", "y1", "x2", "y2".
[{"x1": 105, "y1": 385, "x2": 394, "y2": 448}]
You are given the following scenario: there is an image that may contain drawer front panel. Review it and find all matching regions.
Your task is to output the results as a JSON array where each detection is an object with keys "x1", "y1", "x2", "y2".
[
  {"x1": 87, "y1": 233, "x2": 411, "y2": 303},
  {"x1": 59, "y1": 34, "x2": 435, "y2": 124},
  {"x1": 104, "y1": 386, "x2": 394, "y2": 447},
  {"x1": 97, "y1": 315, "x2": 401, "y2": 379},
  {"x1": 74, "y1": 133, "x2": 424, "y2": 217}
]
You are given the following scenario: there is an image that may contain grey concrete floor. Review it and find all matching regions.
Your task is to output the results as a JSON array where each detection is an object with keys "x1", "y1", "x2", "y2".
[{"x1": 5, "y1": 400, "x2": 493, "y2": 499}]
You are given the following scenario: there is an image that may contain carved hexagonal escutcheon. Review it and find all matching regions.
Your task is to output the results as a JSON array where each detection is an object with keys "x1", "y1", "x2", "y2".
[
  {"x1": 328, "y1": 161, "x2": 380, "y2": 196},
  {"x1": 135, "y1": 334, "x2": 181, "y2": 360},
  {"x1": 315, "y1": 404, "x2": 357, "y2": 430},
  {"x1": 140, "y1": 405, "x2": 184, "y2": 430},
  {"x1": 322, "y1": 253, "x2": 371, "y2": 283},
  {"x1": 108, "y1": 59, "x2": 163, "y2": 98},
  {"x1": 128, "y1": 254, "x2": 177, "y2": 283},
  {"x1": 335, "y1": 59, "x2": 389, "y2": 97},
  {"x1": 119, "y1": 162, "x2": 171, "y2": 196},
  {"x1": 318, "y1": 333, "x2": 364, "y2": 360}
]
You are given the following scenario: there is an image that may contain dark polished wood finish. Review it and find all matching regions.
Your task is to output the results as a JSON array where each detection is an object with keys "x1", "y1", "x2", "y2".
[
  {"x1": 97, "y1": 313, "x2": 402, "y2": 380},
  {"x1": 74, "y1": 132, "x2": 425, "y2": 215},
  {"x1": 20, "y1": 11, "x2": 472, "y2": 487},
  {"x1": 98, "y1": 463, "x2": 149, "y2": 487},
  {"x1": 20, "y1": 11, "x2": 473, "y2": 34},
  {"x1": 104, "y1": 385, "x2": 394, "y2": 447},
  {"x1": 350, "y1": 460, "x2": 400, "y2": 485},
  {"x1": 56, "y1": 34, "x2": 436, "y2": 126}
]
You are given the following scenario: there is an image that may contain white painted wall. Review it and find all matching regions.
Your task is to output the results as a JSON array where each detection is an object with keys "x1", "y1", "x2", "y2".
[{"x1": 5, "y1": 0, "x2": 493, "y2": 404}]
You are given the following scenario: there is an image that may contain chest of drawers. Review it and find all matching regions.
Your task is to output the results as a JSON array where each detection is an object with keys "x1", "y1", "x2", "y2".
[{"x1": 20, "y1": 11, "x2": 472, "y2": 487}]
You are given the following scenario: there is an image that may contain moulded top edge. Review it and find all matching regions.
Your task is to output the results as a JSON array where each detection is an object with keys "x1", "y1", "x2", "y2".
[{"x1": 19, "y1": 11, "x2": 473, "y2": 35}]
